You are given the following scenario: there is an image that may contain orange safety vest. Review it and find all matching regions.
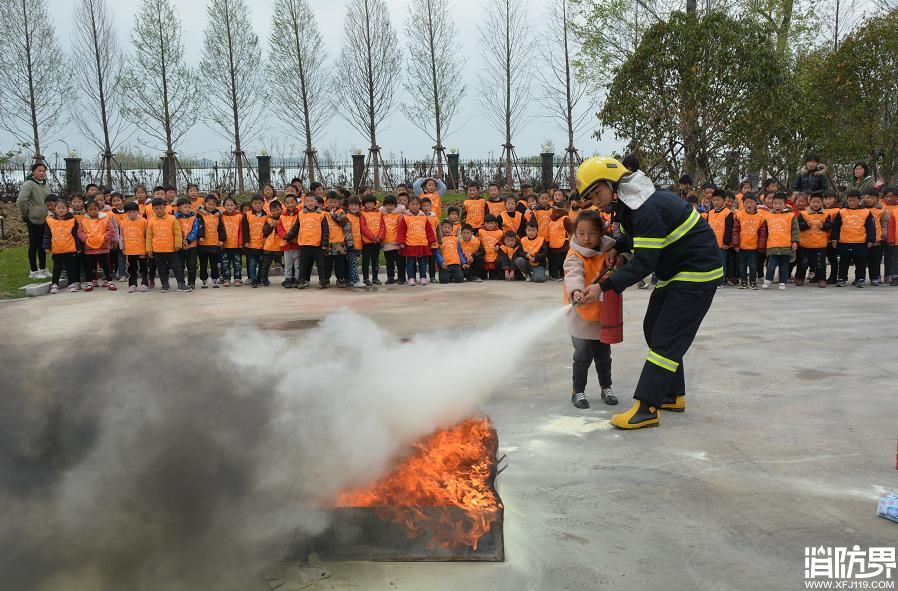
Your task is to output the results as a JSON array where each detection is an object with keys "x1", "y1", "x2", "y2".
[
  {"x1": 563, "y1": 249, "x2": 608, "y2": 322},
  {"x1": 548, "y1": 216, "x2": 569, "y2": 249},
  {"x1": 486, "y1": 200, "x2": 505, "y2": 217},
  {"x1": 460, "y1": 236, "x2": 481, "y2": 260},
  {"x1": 280, "y1": 211, "x2": 298, "y2": 247},
  {"x1": 221, "y1": 213, "x2": 243, "y2": 248},
  {"x1": 361, "y1": 211, "x2": 383, "y2": 244},
  {"x1": 425, "y1": 214, "x2": 439, "y2": 247},
  {"x1": 520, "y1": 236, "x2": 546, "y2": 266},
  {"x1": 734, "y1": 210, "x2": 763, "y2": 250},
  {"x1": 190, "y1": 197, "x2": 203, "y2": 212},
  {"x1": 263, "y1": 217, "x2": 284, "y2": 252},
  {"x1": 706, "y1": 208, "x2": 730, "y2": 247},
  {"x1": 404, "y1": 215, "x2": 430, "y2": 247},
  {"x1": 838, "y1": 208, "x2": 870, "y2": 244},
  {"x1": 176, "y1": 215, "x2": 198, "y2": 248},
  {"x1": 298, "y1": 210, "x2": 325, "y2": 246},
  {"x1": 110, "y1": 209, "x2": 126, "y2": 229},
  {"x1": 120, "y1": 216, "x2": 148, "y2": 256},
  {"x1": 148, "y1": 214, "x2": 177, "y2": 253},
  {"x1": 245, "y1": 212, "x2": 268, "y2": 249},
  {"x1": 422, "y1": 192, "x2": 442, "y2": 218},
  {"x1": 868, "y1": 207, "x2": 884, "y2": 242},
  {"x1": 450, "y1": 221, "x2": 461, "y2": 237},
  {"x1": 799, "y1": 210, "x2": 830, "y2": 249},
  {"x1": 500, "y1": 244, "x2": 518, "y2": 262},
  {"x1": 326, "y1": 210, "x2": 346, "y2": 244},
  {"x1": 382, "y1": 212, "x2": 401, "y2": 243},
  {"x1": 80, "y1": 216, "x2": 109, "y2": 250},
  {"x1": 478, "y1": 228, "x2": 504, "y2": 263},
  {"x1": 346, "y1": 213, "x2": 362, "y2": 250},
  {"x1": 440, "y1": 236, "x2": 461, "y2": 266},
  {"x1": 500, "y1": 211, "x2": 523, "y2": 234},
  {"x1": 46, "y1": 216, "x2": 77, "y2": 254},
  {"x1": 463, "y1": 199, "x2": 486, "y2": 228},
  {"x1": 200, "y1": 211, "x2": 223, "y2": 247},
  {"x1": 764, "y1": 211, "x2": 794, "y2": 249},
  {"x1": 533, "y1": 209, "x2": 552, "y2": 239}
]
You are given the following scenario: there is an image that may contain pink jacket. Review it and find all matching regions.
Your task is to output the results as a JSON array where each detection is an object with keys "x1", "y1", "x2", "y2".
[{"x1": 77, "y1": 212, "x2": 118, "y2": 255}]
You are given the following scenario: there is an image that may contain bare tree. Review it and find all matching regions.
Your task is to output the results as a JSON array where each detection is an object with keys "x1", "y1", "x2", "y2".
[
  {"x1": 478, "y1": 0, "x2": 531, "y2": 187},
  {"x1": 821, "y1": 0, "x2": 864, "y2": 50},
  {"x1": 120, "y1": 0, "x2": 198, "y2": 185},
  {"x1": 72, "y1": 0, "x2": 125, "y2": 187},
  {"x1": 0, "y1": 0, "x2": 72, "y2": 162},
  {"x1": 269, "y1": 0, "x2": 331, "y2": 183},
  {"x1": 336, "y1": 0, "x2": 402, "y2": 191},
  {"x1": 400, "y1": 0, "x2": 466, "y2": 179},
  {"x1": 201, "y1": 0, "x2": 266, "y2": 193},
  {"x1": 537, "y1": 0, "x2": 593, "y2": 185}
]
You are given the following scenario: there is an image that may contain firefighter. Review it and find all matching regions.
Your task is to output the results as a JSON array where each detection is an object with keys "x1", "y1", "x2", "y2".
[{"x1": 575, "y1": 157, "x2": 722, "y2": 430}]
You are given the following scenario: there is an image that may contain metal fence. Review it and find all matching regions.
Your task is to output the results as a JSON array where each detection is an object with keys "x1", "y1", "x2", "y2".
[{"x1": 0, "y1": 154, "x2": 570, "y2": 201}]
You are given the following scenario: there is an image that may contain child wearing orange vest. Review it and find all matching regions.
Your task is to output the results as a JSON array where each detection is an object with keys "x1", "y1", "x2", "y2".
[
  {"x1": 547, "y1": 201, "x2": 575, "y2": 280},
  {"x1": 119, "y1": 201, "x2": 149, "y2": 292},
  {"x1": 108, "y1": 192, "x2": 128, "y2": 282},
  {"x1": 822, "y1": 191, "x2": 842, "y2": 283},
  {"x1": 398, "y1": 196, "x2": 437, "y2": 286},
  {"x1": 446, "y1": 206, "x2": 462, "y2": 238},
  {"x1": 220, "y1": 197, "x2": 244, "y2": 286},
  {"x1": 497, "y1": 195, "x2": 526, "y2": 238},
  {"x1": 516, "y1": 217, "x2": 548, "y2": 283},
  {"x1": 462, "y1": 183, "x2": 486, "y2": 233},
  {"x1": 830, "y1": 190, "x2": 875, "y2": 288},
  {"x1": 145, "y1": 197, "x2": 187, "y2": 293},
  {"x1": 730, "y1": 192, "x2": 767, "y2": 289},
  {"x1": 435, "y1": 220, "x2": 465, "y2": 283},
  {"x1": 421, "y1": 197, "x2": 441, "y2": 282},
  {"x1": 485, "y1": 183, "x2": 505, "y2": 217},
  {"x1": 413, "y1": 176, "x2": 446, "y2": 218},
  {"x1": 277, "y1": 194, "x2": 302, "y2": 287},
  {"x1": 359, "y1": 195, "x2": 385, "y2": 286},
  {"x1": 284, "y1": 193, "x2": 329, "y2": 289},
  {"x1": 497, "y1": 230, "x2": 522, "y2": 281},
  {"x1": 795, "y1": 193, "x2": 832, "y2": 288},
  {"x1": 323, "y1": 190, "x2": 353, "y2": 288},
  {"x1": 174, "y1": 198, "x2": 201, "y2": 289},
  {"x1": 77, "y1": 200, "x2": 119, "y2": 292},
  {"x1": 762, "y1": 193, "x2": 799, "y2": 290},
  {"x1": 705, "y1": 191, "x2": 734, "y2": 288},
  {"x1": 459, "y1": 224, "x2": 483, "y2": 282},
  {"x1": 43, "y1": 198, "x2": 82, "y2": 294},
  {"x1": 380, "y1": 195, "x2": 405, "y2": 284},
  {"x1": 197, "y1": 194, "x2": 227, "y2": 288},
  {"x1": 259, "y1": 200, "x2": 283, "y2": 287},
  {"x1": 344, "y1": 197, "x2": 366, "y2": 288},
  {"x1": 563, "y1": 211, "x2": 617, "y2": 410},
  {"x1": 863, "y1": 188, "x2": 886, "y2": 285},
  {"x1": 477, "y1": 214, "x2": 505, "y2": 280},
  {"x1": 883, "y1": 186, "x2": 898, "y2": 285},
  {"x1": 242, "y1": 194, "x2": 268, "y2": 288}
]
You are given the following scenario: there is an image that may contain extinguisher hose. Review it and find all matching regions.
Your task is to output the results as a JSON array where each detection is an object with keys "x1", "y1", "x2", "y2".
[{"x1": 572, "y1": 267, "x2": 613, "y2": 307}]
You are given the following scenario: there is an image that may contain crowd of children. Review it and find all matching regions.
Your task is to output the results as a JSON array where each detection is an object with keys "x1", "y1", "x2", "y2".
[{"x1": 39, "y1": 168, "x2": 898, "y2": 296}]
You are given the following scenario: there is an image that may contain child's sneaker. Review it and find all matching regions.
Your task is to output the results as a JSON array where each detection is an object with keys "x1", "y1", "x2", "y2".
[
  {"x1": 282, "y1": 279, "x2": 293, "y2": 288},
  {"x1": 49, "y1": 284, "x2": 59, "y2": 294},
  {"x1": 525, "y1": 275, "x2": 532, "y2": 282},
  {"x1": 128, "y1": 285, "x2": 137, "y2": 293},
  {"x1": 420, "y1": 277, "x2": 429, "y2": 285},
  {"x1": 571, "y1": 392, "x2": 590, "y2": 409},
  {"x1": 234, "y1": 279, "x2": 243, "y2": 287},
  {"x1": 140, "y1": 284, "x2": 148, "y2": 292},
  {"x1": 738, "y1": 281, "x2": 746, "y2": 289},
  {"x1": 749, "y1": 282, "x2": 758, "y2": 290},
  {"x1": 372, "y1": 278, "x2": 382, "y2": 285},
  {"x1": 222, "y1": 279, "x2": 230, "y2": 287},
  {"x1": 600, "y1": 387, "x2": 618, "y2": 405},
  {"x1": 364, "y1": 279, "x2": 373, "y2": 286},
  {"x1": 871, "y1": 279, "x2": 879, "y2": 286},
  {"x1": 91, "y1": 280, "x2": 99, "y2": 288},
  {"x1": 778, "y1": 283, "x2": 786, "y2": 290},
  {"x1": 212, "y1": 281, "x2": 220, "y2": 288},
  {"x1": 177, "y1": 284, "x2": 190, "y2": 292},
  {"x1": 407, "y1": 278, "x2": 416, "y2": 286},
  {"x1": 83, "y1": 283, "x2": 94, "y2": 292},
  {"x1": 856, "y1": 279, "x2": 865, "y2": 288},
  {"x1": 319, "y1": 282, "x2": 328, "y2": 289},
  {"x1": 69, "y1": 283, "x2": 81, "y2": 293},
  {"x1": 352, "y1": 280, "x2": 366, "y2": 288},
  {"x1": 386, "y1": 278, "x2": 396, "y2": 285},
  {"x1": 836, "y1": 280, "x2": 845, "y2": 287},
  {"x1": 475, "y1": 277, "x2": 483, "y2": 283},
  {"x1": 298, "y1": 281, "x2": 309, "y2": 289},
  {"x1": 891, "y1": 278, "x2": 898, "y2": 286},
  {"x1": 761, "y1": 280, "x2": 770, "y2": 289},
  {"x1": 107, "y1": 282, "x2": 118, "y2": 291}
]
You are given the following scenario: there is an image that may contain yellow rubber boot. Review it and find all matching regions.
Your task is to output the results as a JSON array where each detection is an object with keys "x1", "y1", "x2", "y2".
[
  {"x1": 661, "y1": 395, "x2": 685, "y2": 413},
  {"x1": 610, "y1": 400, "x2": 660, "y2": 430}
]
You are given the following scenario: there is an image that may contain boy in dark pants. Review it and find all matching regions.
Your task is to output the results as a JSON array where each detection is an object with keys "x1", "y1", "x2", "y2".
[
  {"x1": 174, "y1": 198, "x2": 200, "y2": 289},
  {"x1": 863, "y1": 189, "x2": 885, "y2": 285},
  {"x1": 831, "y1": 190, "x2": 875, "y2": 288},
  {"x1": 359, "y1": 195, "x2": 384, "y2": 285},
  {"x1": 146, "y1": 198, "x2": 188, "y2": 293},
  {"x1": 286, "y1": 193, "x2": 329, "y2": 289},
  {"x1": 259, "y1": 200, "x2": 283, "y2": 286},
  {"x1": 795, "y1": 193, "x2": 831, "y2": 287},
  {"x1": 324, "y1": 191, "x2": 351, "y2": 287},
  {"x1": 459, "y1": 224, "x2": 483, "y2": 282},
  {"x1": 43, "y1": 198, "x2": 82, "y2": 293}
]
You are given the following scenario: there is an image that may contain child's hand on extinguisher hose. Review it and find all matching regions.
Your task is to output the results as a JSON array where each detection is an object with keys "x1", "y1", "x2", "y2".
[{"x1": 581, "y1": 284, "x2": 603, "y2": 304}]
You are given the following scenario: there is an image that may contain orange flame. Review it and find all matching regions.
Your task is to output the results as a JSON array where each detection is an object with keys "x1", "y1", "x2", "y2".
[{"x1": 336, "y1": 417, "x2": 502, "y2": 551}]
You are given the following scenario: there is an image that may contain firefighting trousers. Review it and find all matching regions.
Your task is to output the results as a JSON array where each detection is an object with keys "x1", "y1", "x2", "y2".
[{"x1": 634, "y1": 281, "x2": 716, "y2": 407}]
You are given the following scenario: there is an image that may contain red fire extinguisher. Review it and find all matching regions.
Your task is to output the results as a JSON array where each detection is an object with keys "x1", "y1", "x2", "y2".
[{"x1": 594, "y1": 268, "x2": 623, "y2": 344}]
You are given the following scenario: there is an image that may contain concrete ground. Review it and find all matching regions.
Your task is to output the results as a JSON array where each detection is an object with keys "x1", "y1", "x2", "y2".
[{"x1": 3, "y1": 281, "x2": 896, "y2": 590}]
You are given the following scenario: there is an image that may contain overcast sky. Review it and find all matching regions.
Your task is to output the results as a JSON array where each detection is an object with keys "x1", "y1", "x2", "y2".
[{"x1": 3, "y1": 0, "x2": 621, "y2": 163}]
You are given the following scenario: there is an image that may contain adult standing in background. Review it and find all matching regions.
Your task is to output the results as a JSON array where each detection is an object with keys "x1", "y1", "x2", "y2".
[
  {"x1": 16, "y1": 162, "x2": 52, "y2": 279},
  {"x1": 846, "y1": 161, "x2": 875, "y2": 194},
  {"x1": 793, "y1": 153, "x2": 829, "y2": 194}
]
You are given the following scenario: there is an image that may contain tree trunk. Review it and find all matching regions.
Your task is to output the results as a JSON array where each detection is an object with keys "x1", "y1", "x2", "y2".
[
  {"x1": 293, "y1": 16, "x2": 315, "y2": 183},
  {"x1": 156, "y1": 3, "x2": 174, "y2": 156},
  {"x1": 777, "y1": 0, "x2": 794, "y2": 58},
  {"x1": 686, "y1": 0, "x2": 697, "y2": 14},
  {"x1": 20, "y1": 0, "x2": 42, "y2": 160},
  {"x1": 362, "y1": 0, "x2": 380, "y2": 190},
  {"x1": 427, "y1": 0, "x2": 444, "y2": 179},
  {"x1": 88, "y1": 3, "x2": 114, "y2": 187},
  {"x1": 224, "y1": 6, "x2": 244, "y2": 193},
  {"x1": 504, "y1": 0, "x2": 512, "y2": 187},
  {"x1": 563, "y1": 0, "x2": 576, "y2": 185}
]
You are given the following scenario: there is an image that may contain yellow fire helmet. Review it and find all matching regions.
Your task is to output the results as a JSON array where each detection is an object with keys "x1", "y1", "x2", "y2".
[{"x1": 576, "y1": 157, "x2": 628, "y2": 199}]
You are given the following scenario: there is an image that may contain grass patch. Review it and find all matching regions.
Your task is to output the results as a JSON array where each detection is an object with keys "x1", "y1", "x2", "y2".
[{"x1": 0, "y1": 246, "x2": 31, "y2": 299}]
